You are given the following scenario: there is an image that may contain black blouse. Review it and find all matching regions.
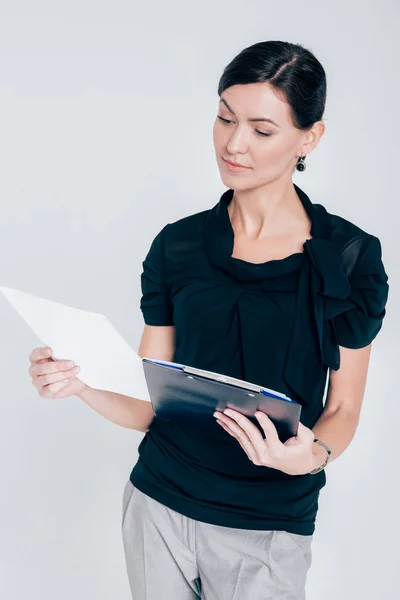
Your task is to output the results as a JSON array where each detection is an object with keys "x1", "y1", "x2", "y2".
[{"x1": 129, "y1": 183, "x2": 389, "y2": 535}]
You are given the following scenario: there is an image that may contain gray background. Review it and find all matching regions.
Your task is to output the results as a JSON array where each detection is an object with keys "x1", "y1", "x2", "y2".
[{"x1": 0, "y1": 1, "x2": 398, "y2": 598}]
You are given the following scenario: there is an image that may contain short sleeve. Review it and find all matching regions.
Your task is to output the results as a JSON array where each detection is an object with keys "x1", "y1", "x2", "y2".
[
  {"x1": 333, "y1": 235, "x2": 389, "y2": 348},
  {"x1": 140, "y1": 225, "x2": 174, "y2": 326}
]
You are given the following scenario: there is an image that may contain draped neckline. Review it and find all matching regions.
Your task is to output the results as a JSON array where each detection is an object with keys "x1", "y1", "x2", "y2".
[
  {"x1": 203, "y1": 183, "x2": 352, "y2": 409},
  {"x1": 203, "y1": 183, "x2": 332, "y2": 285}
]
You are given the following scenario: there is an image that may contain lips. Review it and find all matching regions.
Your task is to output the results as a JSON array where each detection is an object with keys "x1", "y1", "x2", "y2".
[{"x1": 223, "y1": 158, "x2": 250, "y2": 168}]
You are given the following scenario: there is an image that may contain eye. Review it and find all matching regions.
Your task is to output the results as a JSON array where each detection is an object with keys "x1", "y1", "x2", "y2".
[
  {"x1": 217, "y1": 116, "x2": 271, "y2": 137},
  {"x1": 217, "y1": 116, "x2": 232, "y2": 124}
]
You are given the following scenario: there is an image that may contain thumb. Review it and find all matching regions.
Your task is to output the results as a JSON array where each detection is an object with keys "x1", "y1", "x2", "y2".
[{"x1": 296, "y1": 421, "x2": 314, "y2": 440}]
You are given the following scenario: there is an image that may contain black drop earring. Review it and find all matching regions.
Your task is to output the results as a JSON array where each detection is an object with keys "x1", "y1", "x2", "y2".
[{"x1": 296, "y1": 155, "x2": 307, "y2": 172}]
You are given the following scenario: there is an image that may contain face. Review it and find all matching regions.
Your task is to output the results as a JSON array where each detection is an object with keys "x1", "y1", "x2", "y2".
[{"x1": 213, "y1": 82, "x2": 324, "y2": 191}]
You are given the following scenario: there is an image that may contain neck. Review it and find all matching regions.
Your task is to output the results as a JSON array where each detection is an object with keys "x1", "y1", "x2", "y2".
[{"x1": 228, "y1": 177, "x2": 310, "y2": 239}]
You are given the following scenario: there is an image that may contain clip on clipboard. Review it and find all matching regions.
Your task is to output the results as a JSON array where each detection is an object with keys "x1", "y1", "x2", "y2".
[{"x1": 142, "y1": 357, "x2": 302, "y2": 442}]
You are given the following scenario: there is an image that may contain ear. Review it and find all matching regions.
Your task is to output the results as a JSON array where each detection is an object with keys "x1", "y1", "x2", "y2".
[{"x1": 301, "y1": 120, "x2": 326, "y2": 156}]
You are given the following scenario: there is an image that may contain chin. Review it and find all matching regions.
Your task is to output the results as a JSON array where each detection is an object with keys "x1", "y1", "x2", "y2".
[{"x1": 219, "y1": 173, "x2": 251, "y2": 190}]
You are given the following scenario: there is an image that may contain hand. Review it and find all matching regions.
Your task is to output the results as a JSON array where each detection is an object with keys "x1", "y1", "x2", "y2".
[
  {"x1": 213, "y1": 408, "x2": 316, "y2": 476},
  {"x1": 28, "y1": 346, "x2": 88, "y2": 399}
]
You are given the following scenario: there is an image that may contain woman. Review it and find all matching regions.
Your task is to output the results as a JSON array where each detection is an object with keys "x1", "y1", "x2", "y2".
[{"x1": 29, "y1": 41, "x2": 389, "y2": 599}]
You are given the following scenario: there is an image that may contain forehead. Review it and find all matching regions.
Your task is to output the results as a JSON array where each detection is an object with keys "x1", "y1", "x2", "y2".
[{"x1": 220, "y1": 82, "x2": 291, "y2": 123}]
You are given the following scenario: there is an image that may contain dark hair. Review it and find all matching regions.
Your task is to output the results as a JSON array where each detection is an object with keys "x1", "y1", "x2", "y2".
[{"x1": 217, "y1": 40, "x2": 327, "y2": 130}]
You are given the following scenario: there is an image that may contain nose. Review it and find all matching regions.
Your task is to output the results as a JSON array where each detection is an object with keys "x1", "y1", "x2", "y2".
[{"x1": 225, "y1": 125, "x2": 249, "y2": 156}]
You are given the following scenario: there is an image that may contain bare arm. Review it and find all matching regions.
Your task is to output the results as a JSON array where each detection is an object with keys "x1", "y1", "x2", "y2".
[
  {"x1": 77, "y1": 324, "x2": 176, "y2": 431},
  {"x1": 309, "y1": 343, "x2": 372, "y2": 469}
]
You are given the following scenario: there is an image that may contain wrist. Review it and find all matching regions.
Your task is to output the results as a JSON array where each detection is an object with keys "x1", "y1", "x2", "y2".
[{"x1": 311, "y1": 439, "x2": 329, "y2": 470}]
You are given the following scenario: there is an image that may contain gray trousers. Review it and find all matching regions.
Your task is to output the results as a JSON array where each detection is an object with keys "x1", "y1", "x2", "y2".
[{"x1": 121, "y1": 479, "x2": 313, "y2": 600}]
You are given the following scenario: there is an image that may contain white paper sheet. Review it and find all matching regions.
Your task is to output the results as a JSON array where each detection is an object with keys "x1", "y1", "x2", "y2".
[{"x1": 0, "y1": 286, "x2": 151, "y2": 401}]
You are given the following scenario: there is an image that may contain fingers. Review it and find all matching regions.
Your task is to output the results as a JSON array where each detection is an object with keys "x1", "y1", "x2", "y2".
[
  {"x1": 254, "y1": 412, "x2": 281, "y2": 443},
  {"x1": 30, "y1": 358, "x2": 75, "y2": 378},
  {"x1": 32, "y1": 365, "x2": 80, "y2": 390},
  {"x1": 222, "y1": 409, "x2": 266, "y2": 445},
  {"x1": 28, "y1": 346, "x2": 80, "y2": 395},
  {"x1": 217, "y1": 409, "x2": 283, "y2": 462},
  {"x1": 29, "y1": 346, "x2": 52, "y2": 363},
  {"x1": 39, "y1": 379, "x2": 70, "y2": 399},
  {"x1": 214, "y1": 413, "x2": 261, "y2": 464}
]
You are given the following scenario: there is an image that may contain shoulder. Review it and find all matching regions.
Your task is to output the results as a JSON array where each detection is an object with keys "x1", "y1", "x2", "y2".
[
  {"x1": 313, "y1": 202, "x2": 385, "y2": 276},
  {"x1": 154, "y1": 208, "x2": 211, "y2": 266},
  {"x1": 315, "y1": 201, "x2": 375, "y2": 243},
  {"x1": 162, "y1": 207, "x2": 211, "y2": 241},
  {"x1": 144, "y1": 208, "x2": 211, "y2": 277},
  {"x1": 144, "y1": 207, "x2": 209, "y2": 255},
  {"x1": 311, "y1": 204, "x2": 389, "y2": 350}
]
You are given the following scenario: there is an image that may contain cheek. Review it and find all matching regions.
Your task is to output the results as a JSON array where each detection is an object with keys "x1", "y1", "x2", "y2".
[{"x1": 253, "y1": 138, "x2": 295, "y2": 168}]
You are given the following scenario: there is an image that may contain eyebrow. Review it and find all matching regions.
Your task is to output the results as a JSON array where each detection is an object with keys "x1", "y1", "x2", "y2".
[{"x1": 219, "y1": 98, "x2": 280, "y2": 128}]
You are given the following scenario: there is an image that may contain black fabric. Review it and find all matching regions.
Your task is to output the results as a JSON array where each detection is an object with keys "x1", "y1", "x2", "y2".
[{"x1": 130, "y1": 183, "x2": 389, "y2": 535}]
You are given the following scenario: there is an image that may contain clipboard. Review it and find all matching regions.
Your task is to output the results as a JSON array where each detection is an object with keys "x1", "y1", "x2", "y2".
[{"x1": 142, "y1": 357, "x2": 302, "y2": 442}]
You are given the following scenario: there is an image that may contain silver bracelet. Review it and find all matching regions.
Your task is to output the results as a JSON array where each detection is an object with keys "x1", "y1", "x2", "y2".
[{"x1": 309, "y1": 438, "x2": 332, "y2": 474}]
